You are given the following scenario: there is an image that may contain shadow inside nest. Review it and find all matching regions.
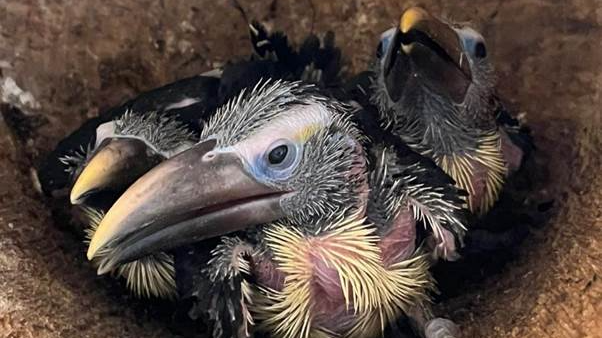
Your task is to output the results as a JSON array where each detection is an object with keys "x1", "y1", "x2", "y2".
[{"x1": 434, "y1": 145, "x2": 556, "y2": 299}]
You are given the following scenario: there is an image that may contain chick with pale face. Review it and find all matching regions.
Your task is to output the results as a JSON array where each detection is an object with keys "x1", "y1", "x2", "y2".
[{"x1": 87, "y1": 80, "x2": 467, "y2": 338}]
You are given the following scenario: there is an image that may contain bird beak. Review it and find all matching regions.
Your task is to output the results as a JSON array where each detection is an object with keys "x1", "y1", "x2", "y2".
[
  {"x1": 383, "y1": 6, "x2": 472, "y2": 103},
  {"x1": 86, "y1": 139, "x2": 286, "y2": 273},
  {"x1": 70, "y1": 138, "x2": 164, "y2": 205}
]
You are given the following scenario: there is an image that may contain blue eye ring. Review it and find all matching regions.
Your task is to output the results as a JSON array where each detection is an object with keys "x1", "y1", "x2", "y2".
[
  {"x1": 456, "y1": 27, "x2": 487, "y2": 60},
  {"x1": 377, "y1": 27, "x2": 396, "y2": 61}
]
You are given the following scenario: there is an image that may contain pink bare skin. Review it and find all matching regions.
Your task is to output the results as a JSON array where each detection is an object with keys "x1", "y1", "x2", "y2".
[
  {"x1": 500, "y1": 130, "x2": 525, "y2": 173},
  {"x1": 250, "y1": 208, "x2": 418, "y2": 334},
  {"x1": 379, "y1": 207, "x2": 417, "y2": 267},
  {"x1": 469, "y1": 159, "x2": 489, "y2": 211},
  {"x1": 469, "y1": 132, "x2": 525, "y2": 211}
]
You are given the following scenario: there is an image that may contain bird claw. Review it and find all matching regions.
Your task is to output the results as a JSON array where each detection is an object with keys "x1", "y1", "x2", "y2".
[{"x1": 424, "y1": 318, "x2": 460, "y2": 338}]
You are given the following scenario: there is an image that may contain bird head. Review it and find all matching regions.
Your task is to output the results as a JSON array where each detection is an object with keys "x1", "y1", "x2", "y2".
[
  {"x1": 68, "y1": 111, "x2": 195, "y2": 205},
  {"x1": 373, "y1": 7, "x2": 496, "y2": 130},
  {"x1": 86, "y1": 80, "x2": 369, "y2": 273}
]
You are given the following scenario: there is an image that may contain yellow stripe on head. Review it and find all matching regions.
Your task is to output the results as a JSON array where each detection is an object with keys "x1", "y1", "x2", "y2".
[{"x1": 294, "y1": 123, "x2": 322, "y2": 143}]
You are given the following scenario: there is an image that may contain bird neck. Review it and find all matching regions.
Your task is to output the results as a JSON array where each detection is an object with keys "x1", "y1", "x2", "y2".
[{"x1": 380, "y1": 87, "x2": 507, "y2": 215}]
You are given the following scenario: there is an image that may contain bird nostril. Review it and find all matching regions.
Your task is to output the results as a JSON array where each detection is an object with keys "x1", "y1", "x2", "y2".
[{"x1": 202, "y1": 151, "x2": 216, "y2": 162}]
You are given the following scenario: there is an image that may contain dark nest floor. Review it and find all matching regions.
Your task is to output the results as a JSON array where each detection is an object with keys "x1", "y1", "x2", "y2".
[{"x1": 0, "y1": 0, "x2": 600, "y2": 337}]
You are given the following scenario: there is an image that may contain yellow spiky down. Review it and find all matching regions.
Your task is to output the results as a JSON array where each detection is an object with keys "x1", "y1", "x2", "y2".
[
  {"x1": 81, "y1": 207, "x2": 177, "y2": 299},
  {"x1": 250, "y1": 212, "x2": 433, "y2": 338},
  {"x1": 436, "y1": 132, "x2": 506, "y2": 215}
]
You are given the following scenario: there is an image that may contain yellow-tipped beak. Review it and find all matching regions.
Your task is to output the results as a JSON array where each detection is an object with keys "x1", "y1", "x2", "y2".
[
  {"x1": 398, "y1": 6, "x2": 465, "y2": 65},
  {"x1": 382, "y1": 6, "x2": 472, "y2": 105},
  {"x1": 70, "y1": 138, "x2": 161, "y2": 205},
  {"x1": 70, "y1": 144, "x2": 121, "y2": 204},
  {"x1": 400, "y1": 6, "x2": 429, "y2": 33}
]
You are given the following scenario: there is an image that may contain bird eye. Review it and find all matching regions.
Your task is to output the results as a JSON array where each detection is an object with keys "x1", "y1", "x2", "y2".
[
  {"x1": 474, "y1": 41, "x2": 487, "y2": 59},
  {"x1": 264, "y1": 139, "x2": 299, "y2": 176},
  {"x1": 268, "y1": 145, "x2": 288, "y2": 164}
]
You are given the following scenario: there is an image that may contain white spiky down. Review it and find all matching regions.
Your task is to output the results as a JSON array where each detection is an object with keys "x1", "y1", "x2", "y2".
[
  {"x1": 81, "y1": 207, "x2": 177, "y2": 299},
  {"x1": 368, "y1": 148, "x2": 467, "y2": 260},
  {"x1": 60, "y1": 110, "x2": 196, "y2": 179}
]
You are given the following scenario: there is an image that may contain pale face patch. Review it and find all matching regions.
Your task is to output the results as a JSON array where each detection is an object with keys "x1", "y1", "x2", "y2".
[
  {"x1": 94, "y1": 121, "x2": 117, "y2": 148},
  {"x1": 206, "y1": 102, "x2": 338, "y2": 187},
  {"x1": 231, "y1": 102, "x2": 333, "y2": 166}
]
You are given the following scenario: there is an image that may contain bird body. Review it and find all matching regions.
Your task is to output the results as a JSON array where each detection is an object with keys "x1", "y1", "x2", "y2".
[{"x1": 250, "y1": 213, "x2": 431, "y2": 338}]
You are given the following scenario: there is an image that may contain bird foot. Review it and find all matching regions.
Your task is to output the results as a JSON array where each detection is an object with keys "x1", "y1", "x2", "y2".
[{"x1": 424, "y1": 318, "x2": 460, "y2": 338}]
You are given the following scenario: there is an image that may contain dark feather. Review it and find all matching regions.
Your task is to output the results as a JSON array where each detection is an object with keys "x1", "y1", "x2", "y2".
[
  {"x1": 184, "y1": 237, "x2": 253, "y2": 338},
  {"x1": 248, "y1": 21, "x2": 343, "y2": 88}
]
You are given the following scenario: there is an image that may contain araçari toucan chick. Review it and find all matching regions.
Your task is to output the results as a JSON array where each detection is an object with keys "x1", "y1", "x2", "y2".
[
  {"x1": 371, "y1": 7, "x2": 532, "y2": 216},
  {"x1": 44, "y1": 75, "x2": 221, "y2": 299},
  {"x1": 40, "y1": 21, "x2": 348, "y2": 301},
  {"x1": 62, "y1": 112, "x2": 198, "y2": 298},
  {"x1": 64, "y1": 112, "x2": 197, "y2": 299},
  {"x1": 86, "y1": 80, "x2": 467, "y2": 338}
]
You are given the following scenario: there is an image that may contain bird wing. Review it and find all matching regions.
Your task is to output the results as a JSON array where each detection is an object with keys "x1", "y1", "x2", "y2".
[{"x1": 248, "y1": 21, "x2": 343, "y2": 88}]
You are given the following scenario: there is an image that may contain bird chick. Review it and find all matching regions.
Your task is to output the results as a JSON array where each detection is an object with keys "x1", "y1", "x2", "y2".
[
  {"x1": 371, "y1": 7, "x2": 531, "y2": 215},
  {"x1": 42, "y1": 22, "x2": 347, "y2": 301},
  {"x1": 55, "y1": 79, "x2": 215, "y2": 299},
  {"x1": 86, "y1": 80, "x2": 467, "y2": 338},
  {"x1": 57, "y1": 110, "x2": 199, "y2": 300}
]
